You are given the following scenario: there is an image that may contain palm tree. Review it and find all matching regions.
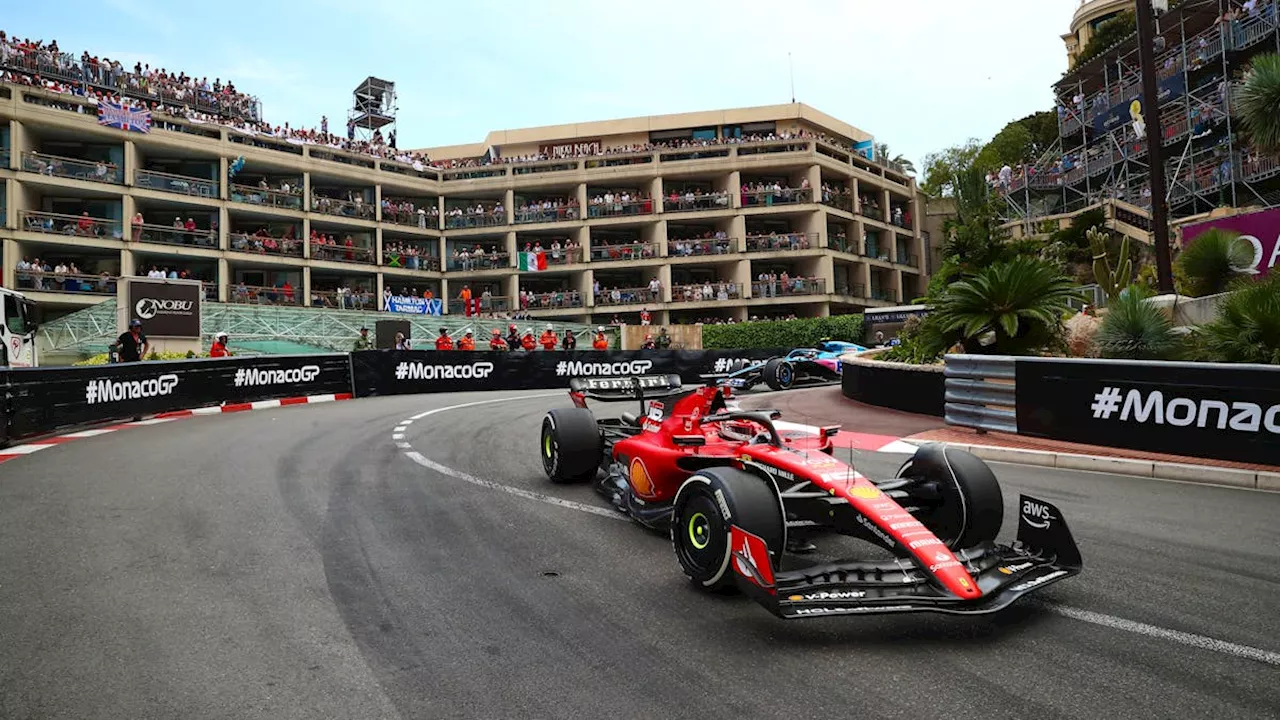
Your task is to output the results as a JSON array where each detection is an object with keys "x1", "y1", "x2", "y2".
[
  {"x1": 1195, "y1": 274, "x2": 1280, "y2": 364},
  {"x1": 1096, "y1": 286, "x2": 1181, "y2": 360},
  {"x1": 933, "y1": 256, "x2": 1084, "y2": 354},
  {"x1": 1175, "y1": 228, "x2": 1254, "y2": 297},
  {"x1": 874, "y1": 142, "x2": 917, "y2": 175},
  {"x1": 1235, "y1": 53, "x2": 1280, "y2": 153}
]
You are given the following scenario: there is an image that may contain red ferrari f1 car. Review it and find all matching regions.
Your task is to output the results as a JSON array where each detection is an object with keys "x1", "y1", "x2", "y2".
[{"x1": 540, "y1": 374, "x2": 1082, "y2": 619}]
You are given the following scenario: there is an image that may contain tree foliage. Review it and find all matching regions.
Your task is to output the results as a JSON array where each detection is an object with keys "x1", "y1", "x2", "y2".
[
  {"x1": 932, "y1": 257, "x2": 1084, "y2": 355},
  {"x1": 975, "y1": 122, "x2": 1035, "y2": 173},
  {"x1": 1193, "y1": 274, "x2": 1280, "y2": 364},
  {"x1": 1074, "y1": 11, "x2": 1136, "y2": 68},
  {"x1": 921, "y1": 140, "x2": 982, "y2": 197},
  {"x1": 874, "y1": 142, "x2": 916, "y2": 175},
  {"x1": 1234, "y1": 53, "x2": 1280, "y2": 154}
]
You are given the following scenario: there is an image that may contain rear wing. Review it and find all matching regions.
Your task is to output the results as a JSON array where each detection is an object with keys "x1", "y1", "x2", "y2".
[{"x1": 569, "y1": 374, "x2": 685, "y2": 401}]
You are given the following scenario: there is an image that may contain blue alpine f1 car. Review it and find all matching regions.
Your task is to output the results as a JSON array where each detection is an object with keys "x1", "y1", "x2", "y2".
[{"x1": 706, "y1": 340, "x2": 868, "y2": 392}]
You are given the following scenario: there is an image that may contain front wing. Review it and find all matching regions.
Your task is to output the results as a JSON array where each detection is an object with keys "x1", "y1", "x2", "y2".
[{"x1": 730, "y1": 494, "x2": 1082, "y2": 619}]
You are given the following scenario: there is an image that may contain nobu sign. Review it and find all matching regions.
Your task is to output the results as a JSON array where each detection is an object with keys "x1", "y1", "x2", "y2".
[{"x1": 128, "y1": 279, "x2": 202, "y2": 337}]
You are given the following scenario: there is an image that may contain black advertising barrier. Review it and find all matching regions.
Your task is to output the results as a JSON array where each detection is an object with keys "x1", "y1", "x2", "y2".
[
  {"x1": 350, "y1": 349, "x2": 789, "y2": 397},
  {"x1": 1015, "y1": 357, "x2": 1280, "y2": 466},
  {"x1": 841, "y1": 359, "x2": 944, "y2": 416},
  {"x1": 5, "y1": 353, "x2": 352, "y2": 440}
]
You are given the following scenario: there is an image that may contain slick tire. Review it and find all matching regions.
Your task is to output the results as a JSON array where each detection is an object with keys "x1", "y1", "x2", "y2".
[
  {"x1": 671, "y1": 467, "x2": 785, "y2": 593},
  {"x1": 763, "y1": 358, "x2": 795, "y2": 391},
  {"x1": 895, "y1": 443, "x2": 1003, "y2": 549},
  {"x1": 541, "y1": 408, "x2": 602, "y2": 483}
]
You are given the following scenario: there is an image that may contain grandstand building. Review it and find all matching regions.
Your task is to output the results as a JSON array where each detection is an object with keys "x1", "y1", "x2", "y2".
[
  {"x1": 1001, "y1": 0, "x2": 1280, "y2": 240},
  {"x1": 0, "y1": 52, "x2": 927, "y2": 327}
]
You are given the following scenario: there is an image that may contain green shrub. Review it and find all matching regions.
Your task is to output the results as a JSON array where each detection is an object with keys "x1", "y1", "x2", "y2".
[
  {"x1": 1096, "y1": 287, "x2": 1182, "y2": 360},
  {"x1": 702, "y1": 314, "x2": 864, "y2": 350},
  {"x1": 1194, "y1": 275, "x2": 1280, "y2": 364},
  {"x1": 880, "y1": 314, "x2": 948, "y2": 364}
]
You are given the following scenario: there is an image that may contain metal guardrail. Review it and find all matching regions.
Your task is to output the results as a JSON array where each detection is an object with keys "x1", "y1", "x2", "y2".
[{"x1": 943, "y1": 354, "x2": 1018, "y2": 434}]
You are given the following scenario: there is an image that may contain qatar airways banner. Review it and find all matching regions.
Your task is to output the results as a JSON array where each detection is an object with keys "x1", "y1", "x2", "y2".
[{"x1": 1180, "y1": 207, "x2": 1280, "y2": 278}]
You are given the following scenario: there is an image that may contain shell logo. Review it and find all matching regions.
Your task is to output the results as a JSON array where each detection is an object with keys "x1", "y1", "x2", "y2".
[
  {"x1": 848, "y1": 485, "x2": 881, "y2": 500},
  {"x1": 629, "y1": 457, "x2": 654, "y2": 497}
]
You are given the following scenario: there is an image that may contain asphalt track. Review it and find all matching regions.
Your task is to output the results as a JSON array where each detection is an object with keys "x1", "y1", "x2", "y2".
[{"x1": 2, "y1": 390, "x2": 1279, "y2": 720}]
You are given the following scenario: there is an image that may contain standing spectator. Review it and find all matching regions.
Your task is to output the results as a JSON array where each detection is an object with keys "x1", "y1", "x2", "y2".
[
  {"x1": 210, "y1": 331, "x2": 230, "y2": 357},
  {"x1": 489, "y1": 328, "x2": 508, "y2": 350},
  {"x1": 539, "y1": 324, "x2": 558, "y2": 350},
  {"x1": 434, "y1": 327, "x2": 454, "y2": 350},
  {"x1": 116, "y1": 319, "x2": 150, "y2": 362},
  {"x1": 639, "y1": 307, "x2": 651, "y2": 326},
  {"x1": 506, "y1": 323, "x2": 521, "y2": 351},
  {"x1": 353, "y1": 326, "x2": 372, "y2": 350},
  {"x1": 641, "y1": 334, "x2": 657, "y2": 350},
  {"x1": 520, "y1": 330, "x2": 537, "y2": 351},
  {"x1": 655, "y1": 327, "x2": 672, "y2": 349},
  {"x1": 561, "y1": 329, "x2": 577, "y2": 350},
  {"x1": 592, "y1": 326, "x2": 609, "y2": 350},
  {"x1": 395, "y1": 332, "x2": 411, "y2": 350},
  {"x1": 457, "y1": 330, "x2": 476, "y2": 351}
]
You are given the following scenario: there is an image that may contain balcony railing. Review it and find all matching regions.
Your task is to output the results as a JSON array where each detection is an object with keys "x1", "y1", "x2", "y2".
[
  {"x1": 16, "y1": 270, "x2": 118, "y2": 295},
  {"x1": 229, "y1": 283, "x2": 303, "y2": 306},
  {"x1": 311, "y1": 289, "x2": 376, "y2": 310},
  {"x1": 135, "y1": 169, "x2": 218, "y2": 198},
  {"x1": 448, "y1": 295, "x2": 513, "y2": 314},
  {"x1": 589, "y1": 242, "x2": 659, "y2": 262},
  {"x1": 836, "y1": 283, "x2": 867, "y2": 299},
  {"x1": 383, "y1": 250, "x2": 441, "y2": 271},
  {"x1": 384, "y1": 207, "x2": 440, "y2": 229},
  {"x1": 230, "y1": 184, "x2": 304, "y2": 210},
  {"x1": 745, "y1": 233, "x2": 816, "y2": 252},
  {"x1": 133, "y1": 222, "x2": 218, "y2": 248},
  {"x1": 594, "y1": 287, "x2": 660, "y2": 306},
  {"x1": 896, "y1": 253, "x2": 919, "y2": 268},
  {"x1": 668, "y1": 237, "x2": 737, "y2": 256},
  {"x1": 820, "y1": 192, "x2": 854, "y2": 212},
  {"x1": 312, "y1": 196, "x2": 376, "y2": 221},
  {"x1": 752, "y1": 277, "x2": 827, "y2": 298},
  {"x1": 522, "y1": 291, "x2": 585, "y2": 309},
  {"x1": 444, "y1": 211, "x2": 505, "y2": 229},
  {"x1": 311, "y1": 243, "x2": 375, "y2": 265},
  {"x1": 514, "y1": 205, "x2": 580, "y2": 224},
  {"x1": 672, "y1": 283, "x2": 742, "y2": 302},
  {"x1": 22, "y1": 151, "x2": 123, "y2": 185},
  {"x1": 662, "y1": 193, "x2": 732, "y2": 213},
  {"x1": 229, "y1": 232, "x2": 304, "y2": 257},
  {"x1": 859, "y1": 204, "x2": 884, "y2": 221},
  {"x1": 586, "y1": 198, "x2": 654, "y2": 218},
  {"x1": 870, "y1": 288, "x2": 899, "y2": 302},
  {"x1": 0, "y1": 147, "x2": 10, "y2": 168},
  {"x1": 19, "y1": 210, "x2": 123, "y2": 239},
  {"x1": 829, "y1": 236, "x2": 861, "y2": 256},
  {"x1": 741, "y1": 188, "x2": 812, "y2": 207},
  {"x1": 447, "y1": 252, "x2": 510, "y2": 271},
  {"x1": 545, "y1": 246, "x2": 583, "y2": 266},
  {"x1": 888, "y1": 212, "x2": 914, "y2": 231}
]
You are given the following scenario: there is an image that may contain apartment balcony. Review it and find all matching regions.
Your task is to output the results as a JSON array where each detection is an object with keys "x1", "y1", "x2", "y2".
[
  {"x1": 16, "y1": 269, "x2": 118, "y2": 296},
  {"x1": 751, "y1": 277, "x2": 827, "y2": 298},
  {"x1": 896, "y1": 253, "x2": 920, "y2": 268},
  {"x1": 22, "y1": 151, "x2": 123, "y2": 185},
  {"x1": 132, "y1": 222, "x2": 219, "y2": 249},
  {"x1": 539, "y1": 246, "x2": 583, "y2": 266},
  {"x1": 671, "y1": 283, "x2": 742, "y2": 302},
  {"x1": 662, "y1": 193, "x2": 731, "y2": 214},
  {"x1": 311, "y1": 196, "x2": 376, "y2": 221},
  {"x1": 384, "y1": 207, "x2": 440, "y2": 230},
  {"x1": 820, "y1": 191, "x2": 854, "y2": 213},
  {"x1": 667, "y1": 237, "x2": 737, "y2": 257},
  {"x1": 586, "y1": 199, "x2": 654, "y2": 219},
  {"x1": 18, "y1": 210, "x2": 122, "y2": 240},
  {"x1": 0, "y1": 147, "x2": 9, "y2": 169},
  {"x1": 230, "y1": 184, "x2": 304, "y2": 211},
  {"x1": 383, "y1": 250, "x2": 441, "y2": 271},
  {"x1": 446, "y1": 252, "x2": 511, "y2": 272},
  {"x1": 523, "y1": 291, "x2": 586, "y2": 310},
  {"x1": 229, "y1": 283, "x2": 303, "y2": 307},
  {"x1": 135, "y1": 169, "x2": 218, "y2": 199},
  {"x1": 229, "y1": 232, "x2": 304, "y2": 258},
  {"x1": 514, "y1": 205, "x2": 580, "y2": 225},
  {"x1": 742, "y1": 187, "x2": 812, "y2": 208},
  {"x1": 311, "y1": 242, "x2": 376, "y2": 265},
  {"x1": 870, "y1": 287, "x2": 899, "y2": 303},
  {"x1": 745, "y1": 233, "x2": 816, "y2": 253},
  {"x1": 448, "y1": 295, "x2": 514, "y2": 314},
  {"x1": 444, "y1": 211, "x2": 505, "y2": 229},
  {"x1": 593, "y1": 287, "x2": 660, "y2": 307},
  {"x1": 588, "y1": 242, "x2": 659, "y2": 263}
]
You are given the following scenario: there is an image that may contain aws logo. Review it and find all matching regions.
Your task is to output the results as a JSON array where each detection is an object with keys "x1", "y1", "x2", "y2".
[{"x1": 629, "y1": 457, "x2": 654, "y2": 498}]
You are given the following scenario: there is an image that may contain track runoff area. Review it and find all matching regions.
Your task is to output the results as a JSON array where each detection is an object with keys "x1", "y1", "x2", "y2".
[{"x1": 2, "y1": 383, "x2": 1278, "y2": 718}]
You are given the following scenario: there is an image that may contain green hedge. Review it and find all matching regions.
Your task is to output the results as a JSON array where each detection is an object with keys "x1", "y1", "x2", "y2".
[{"x1": 702, "y1": 315, "x2": 864, "y2": 349}]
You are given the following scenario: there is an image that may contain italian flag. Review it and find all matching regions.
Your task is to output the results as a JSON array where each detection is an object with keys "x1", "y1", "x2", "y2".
[{"x1": 518, "y1": 250, "x2": 547, "y2": 271}]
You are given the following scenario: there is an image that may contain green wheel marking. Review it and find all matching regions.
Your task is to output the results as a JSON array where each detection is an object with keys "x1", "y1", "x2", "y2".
[
  {"x1": 544, "y1": 434, "x2": 553, "y2": 457},
  {"x1": 688, "y1": 512, "x2": 710, "y2": 550}
]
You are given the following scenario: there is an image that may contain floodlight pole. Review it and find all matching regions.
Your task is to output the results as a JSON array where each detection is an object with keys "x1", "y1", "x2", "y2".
[{"x1": 1136, "y1": 0, "x2": 1175, "y2": 293}]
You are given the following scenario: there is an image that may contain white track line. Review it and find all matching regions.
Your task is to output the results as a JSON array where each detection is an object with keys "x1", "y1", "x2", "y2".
[{"x1": 399, "y1": 393, "x2": 1280, "y2": 668}]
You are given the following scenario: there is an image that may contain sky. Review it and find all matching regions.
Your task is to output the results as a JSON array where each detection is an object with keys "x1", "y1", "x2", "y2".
[{"x1": 8, "y1": 0, "x2": 1083, "y2": 171}]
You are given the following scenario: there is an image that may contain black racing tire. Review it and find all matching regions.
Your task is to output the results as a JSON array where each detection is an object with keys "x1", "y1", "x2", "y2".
[
  {"x1": 670, "y1": 467, "x2": 785, "y2": 593},
  {"x1": 763, "y1": 358, "x2": 795, "y2": 391},
  {"x1": 895, "y1": 443, "x2": 1003, "y2": 550},
  {"x1": 540, "y1": 408, "x2": 602, "y2": 483}
]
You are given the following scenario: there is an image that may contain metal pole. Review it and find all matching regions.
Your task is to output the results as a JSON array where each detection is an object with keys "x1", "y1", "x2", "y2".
[{"x1": 1136, "y1": 0, "x2": 1175, "y2": 293}]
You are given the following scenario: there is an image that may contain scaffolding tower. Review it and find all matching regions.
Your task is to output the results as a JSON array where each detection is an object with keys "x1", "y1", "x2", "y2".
[
  {"x1": 999, "y1": 0, "x2": 1280, "y2": 235},
  {"x1": 347, "y1": 76, "x2": 397, "y2": 144}
]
